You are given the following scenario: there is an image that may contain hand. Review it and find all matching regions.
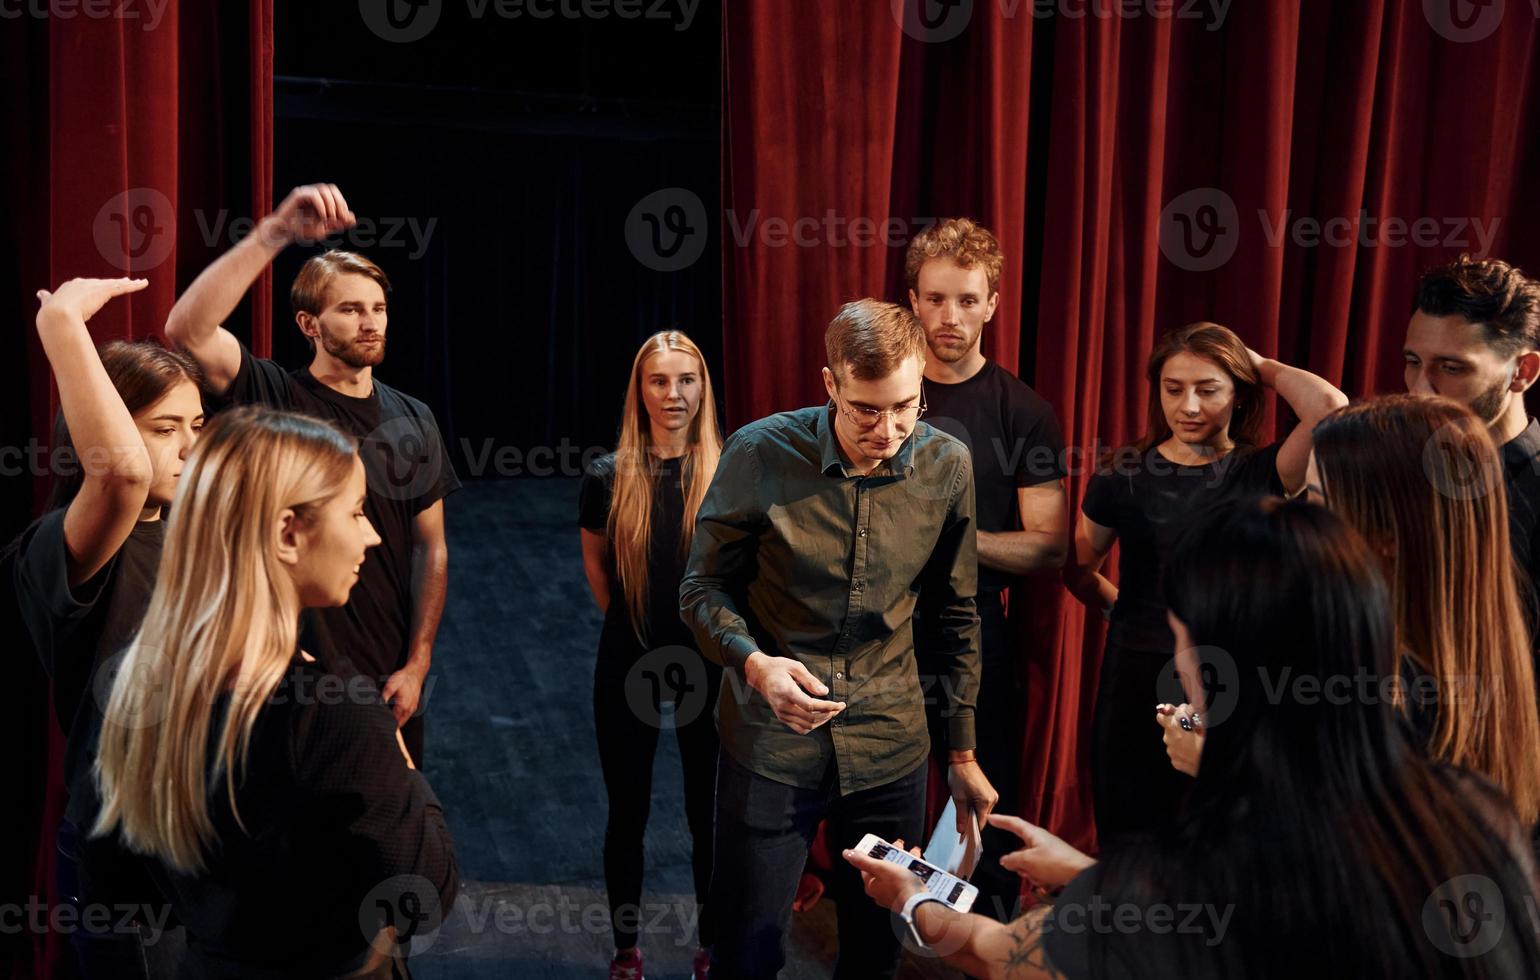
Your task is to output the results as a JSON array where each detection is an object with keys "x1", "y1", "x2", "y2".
[
  {"x1": 988, "y1": 814, "x2": 1095, "y2": 889},
  {"x1": 1244, "y1": 346, "x2": 1266, "y2": 374},
  {"x1": 36, "y1": 277, "x2": 148, "y2": 325},
  {"x1": 946, "y1": 757, "x2": 999, "y2": 834},
  {"x1": 744, "y1": 652, "x2": 845, "y2": 735},
  {"x1": 381, "y1": 664, "x2": 427, "y2": 727},
  {"x1": 791, "y1": 871, "x2": 826, "y2": 912},
  {"x1": 1156, "y1": 702, "x2": 1205, "y2": 777},
  {"x1": 262, "y1": 183, "x2": 356, "y2": 245},
  {"x1": 842, "y1": 838, "x2": 926, "y2": 913},
  {"x1": 395, "y1": 726, "x2": 416, "y2": 770}
]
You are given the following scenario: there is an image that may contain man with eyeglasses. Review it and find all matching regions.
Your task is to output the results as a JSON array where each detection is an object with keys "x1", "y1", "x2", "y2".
[
  {"x1": 906, "y1": 218, "x2": 1069, "y2": 921},
  {"x1": 681, "y1": 298, "x2": 991, "y2": 980}
]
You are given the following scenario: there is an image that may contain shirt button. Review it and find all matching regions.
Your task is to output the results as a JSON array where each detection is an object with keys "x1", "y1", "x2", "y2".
[
  {"x1": 835, "y1": 671, "x2": 844, "y2": 680},
  {"x1": 858, "y1": 528, "x2": 868, "y2": 538}
]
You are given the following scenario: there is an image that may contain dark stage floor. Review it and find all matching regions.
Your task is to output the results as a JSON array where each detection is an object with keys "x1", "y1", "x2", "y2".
[{"x1": 410, "y1": 478, "x2": 963, "y2": 979}]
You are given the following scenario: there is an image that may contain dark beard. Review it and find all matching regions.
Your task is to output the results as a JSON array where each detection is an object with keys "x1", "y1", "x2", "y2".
[
  {"x1": 322, "y1": 331, "x2": 386, "y2": 369},
  {"x1": 1467, "y1": 376, "x2": 1509, "y2": 423}
]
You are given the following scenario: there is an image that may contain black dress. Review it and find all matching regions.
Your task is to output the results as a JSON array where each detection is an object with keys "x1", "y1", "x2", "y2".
[
  {"x1": 1079, "y1": 442, "x2": 1283, "y2": 842},
  {"x1": 578, "y1": 451, "x2": 721, "y2": 951}
]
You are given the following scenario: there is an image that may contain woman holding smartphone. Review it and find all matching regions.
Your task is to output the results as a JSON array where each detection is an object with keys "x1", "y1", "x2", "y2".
[{"x1": 579, "y1": 330, "x2": 724, "y2": 980}]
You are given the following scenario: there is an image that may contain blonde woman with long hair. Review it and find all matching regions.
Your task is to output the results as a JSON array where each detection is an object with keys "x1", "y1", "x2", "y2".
[
  {"x1": 578, "y1": 330, "x2": 723, "y2": 980},
  {"x1": 89, "y1": 407, "x2": 457, "y2": 979},
  {"x1": 1308, "y1": 394, "x2": 1540, "y2": 825}
]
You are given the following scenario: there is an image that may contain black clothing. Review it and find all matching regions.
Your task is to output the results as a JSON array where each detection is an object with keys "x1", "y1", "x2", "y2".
[
  {"x1": 83, "y1": 656, "x2": 458, "y2": 979},
  {"x1": 921, "y1": 360, "x2": 1067, "y2": 594},
  {"x1": 579, "y1": 452, "x2": 721, "y2": 950},
  {"x1": 1501, "y1": 418, "x2": 1540, "y2": 631},
  {"x1": 221, "y1": 342, "x2": 460, "y2": 762},
  {"x1": 14, "y1": 509, "x2": 164, "y2": 825},
  {"x1": 1080, "y1": 443, "x2": 1283, "y2": 842},
  {"x1": 708, "y1": 751, "x2": 925, "y2": 980},
  {"x1": 1081, "y1": 443, "x2": 1284, "y2": 655}
]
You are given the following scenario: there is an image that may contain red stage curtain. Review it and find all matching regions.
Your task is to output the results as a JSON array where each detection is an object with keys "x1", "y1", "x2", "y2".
[
  {"x1": 7, "y1": 5, "x2": 273, "y2": 976},
  {"x1": 723, "y1": 0, "x2": 1540, "y2": 855}
]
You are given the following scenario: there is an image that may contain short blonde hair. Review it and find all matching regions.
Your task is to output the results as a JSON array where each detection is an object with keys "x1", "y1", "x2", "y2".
[
  {"x1": 825, "y1": 299, "x2": 926, "y2": 384},
  {"x1": 905, "y1": 217, "x2": 1004, "y2": 295},
  {"x1": 290, "y1": 249, "x2": 391, "y2": 317}
]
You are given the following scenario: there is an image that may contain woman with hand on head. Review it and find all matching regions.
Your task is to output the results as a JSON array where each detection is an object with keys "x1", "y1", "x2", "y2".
[
  {"x1": 1062, "y1": 322, "x2": 1345, "y2": 842},
  {"x1": 11, "y1": 278, "x2": 204, "y2": 977},
  {"x1": 89, "y1": 407, "x2": 457, "y2": 979},
  {"x1": 848, "y1": 496, "x2": 1540, "y2": 979},
  {"x1": 578, "y1": 330, "x2": 724, "y2": 980}
]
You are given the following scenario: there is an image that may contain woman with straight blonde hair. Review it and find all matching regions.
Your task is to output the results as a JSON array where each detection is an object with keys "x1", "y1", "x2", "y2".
[
  {"x1": 89, "y1": 406, "x2": 457, "y2": 979},
  {"x1": 1309, "y1": 394, "x2": 1540, "y2": 825},
  {"x1": 578, "y1": 330, "x2": 723, "y2": 980}
]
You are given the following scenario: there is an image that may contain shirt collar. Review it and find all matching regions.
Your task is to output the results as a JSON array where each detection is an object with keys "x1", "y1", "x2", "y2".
[
  {"x1": 1502, "y1": 417, "x2": 1540, "y2": 475},
  {"x1": 817, "y1": 401, "x2": 916, "y2": 479}
]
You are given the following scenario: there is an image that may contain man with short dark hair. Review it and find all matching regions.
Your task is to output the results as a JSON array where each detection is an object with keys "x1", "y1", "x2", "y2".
[
  {"x1": 165, "y1": 183, "x2": 458, "y2": 765},
  {"x1": 1403, "y1": 254, "x2": 1540, "y2": 619},
  {"x1": 906, "y1": 217, "x2": 1068, "y2": 921},
  {"x1": 681, "y1": 298, "x2": 993, "y2": 980}
]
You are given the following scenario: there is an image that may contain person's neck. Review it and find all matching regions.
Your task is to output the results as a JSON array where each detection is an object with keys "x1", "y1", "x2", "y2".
[
  {"x1": 308, "y1": 354, "x2": 374, "y2": 398},
  {"x1": 924, "y1": 349, "x2": 987, "y2": 385},
  {"x1": 833, "y1": 426, "x2": 882, "y2": 476},
  {"x1": 649, "y1": 424, "x2": 690, "y2": 459},
  {"x1": 1492, "y1": 397, "x2": 1530, "y2": 446},
  {"x1": 1159, "y1": 432, "x2": 1234, "y2": 465},
  {"x1": 137, "y1": 504, "x2": 163, "y2": 523}
]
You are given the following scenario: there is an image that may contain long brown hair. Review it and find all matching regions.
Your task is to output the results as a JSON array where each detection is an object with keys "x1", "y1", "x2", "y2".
[
  {"x1": 608, "y1": 331, "x2": 722, "y2": 644},
  {"x1": 1128, "y1": 321, "x2": 1264, "y2": 455},
  {"x1": 46, "y1": 340, "x2": 204, "y2": 511},
  {"x1": 1313, "y1": 394, "x2": 1540, "y2": 823},
  {"x1": 93, "y1": 408, "x2": 358, "y2": 873}
]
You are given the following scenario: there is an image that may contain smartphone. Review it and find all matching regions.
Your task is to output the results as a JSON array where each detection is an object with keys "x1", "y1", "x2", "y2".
[{"x1": 855, "y1": 833, "x2": 979, "y2": 913}]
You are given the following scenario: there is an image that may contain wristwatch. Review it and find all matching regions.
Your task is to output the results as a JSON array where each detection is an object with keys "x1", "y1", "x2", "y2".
[{"x1": 900, "y1": 891, "x2": 945, "y2": 948}]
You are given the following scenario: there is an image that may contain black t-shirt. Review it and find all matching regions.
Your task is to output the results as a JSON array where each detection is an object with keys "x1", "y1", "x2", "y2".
[
  {"x1": 81, "y1": 656, "x2": 458, "y2": 978},
  {"x1": 922, "y1": 361, "x2": 1067, "y2": 593},
  {"x1": 13, "y1": 509, "x2": 164, "y2": 823},
  {"x1": 221, "y1": 343, "x2": 461, "y2": 680},
  {"x1": 579, "y1": 452, "x2": 697, "y2": 656},
  {"x1": 1081, "y1": 443, "x2": 1284, "y2": 654},
  {"x1": 1501, "y1": 418, "x2": 1540, "y2": 631}
]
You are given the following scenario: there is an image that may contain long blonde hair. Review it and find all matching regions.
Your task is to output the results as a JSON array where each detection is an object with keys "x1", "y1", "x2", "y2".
[
  {"x1": 609, "y1": 331, "x2": 722, "y2": 644},
  {"x1": 92, "y1": 407, "x2": 358, "y2": 873},
  {"x1": 1313, "y1": 394, "x2": 1540, "y2": 823}
]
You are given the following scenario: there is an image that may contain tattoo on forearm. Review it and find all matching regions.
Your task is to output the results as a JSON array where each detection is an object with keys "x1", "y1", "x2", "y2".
[{"x1": 1002, "y1": 905, "x2": 1065, "y2": 979}]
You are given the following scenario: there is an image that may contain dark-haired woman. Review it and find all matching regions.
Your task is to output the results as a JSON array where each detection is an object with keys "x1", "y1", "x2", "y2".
[
  {"x1": 1062, "y1": 323, "x2": 1345, "y2": 842},
  {"x1": 11, "y1": 279, "x2": 204, "y2": 977},
  {"x1": 579, "y1": 331, "x2": 724, "y2": 980},
  {"x1": 848, "y1": 496, "x2": 1540, "y2": 979}
]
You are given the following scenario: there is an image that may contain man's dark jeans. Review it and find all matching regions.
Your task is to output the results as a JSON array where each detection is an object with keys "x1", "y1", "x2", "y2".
[{"x1": 709, "y1": 750, "x2": 925, "y2": 980}]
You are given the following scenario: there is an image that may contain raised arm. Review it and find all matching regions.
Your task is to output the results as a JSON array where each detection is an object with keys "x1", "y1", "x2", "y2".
[
  {"x1": 35, "y1": 279, "x2": 155, "y2": 586},
  {"x1": 1248, "y1": 347, "x2": 1348, "y2": 496},
  {"x1": 164, "y1": 184, "x2": 356, "y2": 394}
]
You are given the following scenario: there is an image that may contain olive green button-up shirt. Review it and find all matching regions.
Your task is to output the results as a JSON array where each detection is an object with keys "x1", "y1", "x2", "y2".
[{"x1": 679, "y1": 403, "x2": 981, "y2": 796}]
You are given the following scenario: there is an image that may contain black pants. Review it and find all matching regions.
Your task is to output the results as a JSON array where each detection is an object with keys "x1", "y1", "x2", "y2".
[
  {"x1": 710, "y1": 751, "x2": 926, "y2": 980},
  {"x1": 1090, "y1": 641, "x2": 1191, "y2": 844},
  {"x1": 593, "y1": 648, "x2": 722, "y2": 950},
  {"x1": 968, "y1": 592, "x2": 1028, "y2": 921}
]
